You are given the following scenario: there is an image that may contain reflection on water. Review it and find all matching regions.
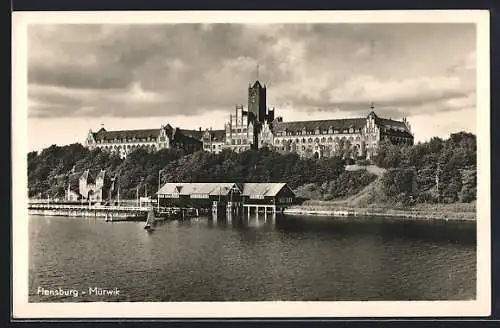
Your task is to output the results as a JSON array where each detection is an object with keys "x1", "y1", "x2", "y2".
[{"x1": 29, "y1": 214, "x2": 476, "y2": 302}]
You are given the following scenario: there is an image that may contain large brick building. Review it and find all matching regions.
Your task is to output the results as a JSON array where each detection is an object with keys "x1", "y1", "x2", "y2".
[
  {"x1": 200, "y1": 79, "x2": 414, "y2": 159},
  {"x1": 85, "y1": 77, "x2": 413, "y2": 160}
]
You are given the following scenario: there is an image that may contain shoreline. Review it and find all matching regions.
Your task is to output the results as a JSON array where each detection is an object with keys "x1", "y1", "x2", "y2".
[{"x1": 284, "y1": 206, "x2": 476, "y2": 222}]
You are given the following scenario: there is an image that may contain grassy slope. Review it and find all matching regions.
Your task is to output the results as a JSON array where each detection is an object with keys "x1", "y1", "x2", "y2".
[{"x1": 293, "y1": 165, "x2": 476, "y2": 220}]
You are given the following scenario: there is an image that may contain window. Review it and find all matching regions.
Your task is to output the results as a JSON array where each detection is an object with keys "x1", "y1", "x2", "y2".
[
  {"x1": 163, "y1": 193, "x2": 180, "y2": 198},
  {"x1": 190, "y1": 194, "x2": 209, "y2": 199}
]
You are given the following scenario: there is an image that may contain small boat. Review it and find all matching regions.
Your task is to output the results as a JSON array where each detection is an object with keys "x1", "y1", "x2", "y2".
[{"x1": 144, "y1": 209, "x2": 156, "y2": 230}]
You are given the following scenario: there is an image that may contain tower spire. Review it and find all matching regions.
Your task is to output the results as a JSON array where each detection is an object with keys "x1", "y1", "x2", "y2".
[{"x1": 256, "y1": 63, "x2": 260, "y2": 81}]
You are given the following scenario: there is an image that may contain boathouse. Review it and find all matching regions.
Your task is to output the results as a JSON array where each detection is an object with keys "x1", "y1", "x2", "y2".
[
  {"x1": 157, "y1": 182, "x2": 295, "y2": 214},
  {"x1": 241, "y1": 183, "x2": 295, "y2": 214},
  {"x1": 157, "y1": 182, "x2": 242, "y2": 208}
]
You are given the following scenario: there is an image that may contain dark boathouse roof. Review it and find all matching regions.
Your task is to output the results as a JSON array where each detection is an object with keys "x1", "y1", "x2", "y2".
[
  {"x1": 241, "y1": 183, "x2": 295, "y2": 197},
  {"x1": 157, "y1": 182, "x2": 294, "y2": 198}
]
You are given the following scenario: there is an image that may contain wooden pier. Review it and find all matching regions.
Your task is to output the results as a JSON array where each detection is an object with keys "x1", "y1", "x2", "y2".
[
  {"x1": 28, "y1": 203, "x2": 209, "y2": 221},
  {"x1": 212, "y1": 201, "x2": 284, "y2": 217},
  {"x1": 242, "y1": 204, "x2": 284, "y2": 215},
  {"x1": 28, "y1": 203, "x2": 150, "y2": 221}
]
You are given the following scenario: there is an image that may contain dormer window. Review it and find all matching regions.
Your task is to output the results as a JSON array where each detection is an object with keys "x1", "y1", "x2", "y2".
[{"x1": 349, "y1": 128, "x2": 354, "y2": 133}]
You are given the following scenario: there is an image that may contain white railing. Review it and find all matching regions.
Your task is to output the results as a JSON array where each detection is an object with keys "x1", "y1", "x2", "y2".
[{"x1": 28, "y1": 203, "x2": 150, "y2": 212}]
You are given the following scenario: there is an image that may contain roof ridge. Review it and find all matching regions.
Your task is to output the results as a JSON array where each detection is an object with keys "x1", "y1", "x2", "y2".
[{"x1": 275, "y1": 117, "x2": 365, "y2": 125}]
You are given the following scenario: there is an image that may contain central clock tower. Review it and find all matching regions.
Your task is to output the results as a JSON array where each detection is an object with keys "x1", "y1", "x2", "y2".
[{"x1": 248, "y1": 80, "x2": 267, "y2": 123}]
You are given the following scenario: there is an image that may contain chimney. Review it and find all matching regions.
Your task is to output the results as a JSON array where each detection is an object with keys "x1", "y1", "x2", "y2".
[{"x1": 199, "y1": 127, "x2": 201, "y2": 132}]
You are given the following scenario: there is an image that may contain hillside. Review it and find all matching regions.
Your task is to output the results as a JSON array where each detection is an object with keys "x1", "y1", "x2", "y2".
[{"x1": 28, "y1": 132, "x2": 477, "y2": 210}]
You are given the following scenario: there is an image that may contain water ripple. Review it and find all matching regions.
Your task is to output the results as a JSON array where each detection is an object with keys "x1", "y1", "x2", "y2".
[{"x1": 29, "y1": 215, "x2": 476, "y2": 302}]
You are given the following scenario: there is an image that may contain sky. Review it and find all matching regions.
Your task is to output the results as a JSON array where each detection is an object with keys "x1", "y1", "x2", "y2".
[{"x1": 26, "y1": 23, "x2": 477, "y2": 151}]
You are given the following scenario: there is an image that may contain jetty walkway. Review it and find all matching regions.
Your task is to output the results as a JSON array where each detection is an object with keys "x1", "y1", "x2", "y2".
[
  {"x1": 28, "y1": 202, "x2": 208, "y2": 221},
  {"x1": 28, "y1": 203, "x2": 149, "y2": 221}
]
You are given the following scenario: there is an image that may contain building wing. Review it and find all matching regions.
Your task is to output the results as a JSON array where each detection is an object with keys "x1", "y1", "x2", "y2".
[
  {"x1": 179, "y1": 129, "x2": 204, "y2": 140},
  {"x1": 93, "y1": 128, "x2": 161, "y2": 142},
  {"x1": 272, "y1": 118, "x2": 366, "y2": 134},
  {"x1": 375, "y1": 118, "x2": 413, "y2": 138}
]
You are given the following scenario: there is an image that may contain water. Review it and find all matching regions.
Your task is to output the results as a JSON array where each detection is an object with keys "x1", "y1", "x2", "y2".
[{"x1": 29, "y1": 214, "x2": 476, "y2": 302}]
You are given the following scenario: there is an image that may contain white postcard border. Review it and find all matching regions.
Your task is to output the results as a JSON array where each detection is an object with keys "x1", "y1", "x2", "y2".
[{"x1": 12, "y1": 10, "x2": 491, "y2": 318}]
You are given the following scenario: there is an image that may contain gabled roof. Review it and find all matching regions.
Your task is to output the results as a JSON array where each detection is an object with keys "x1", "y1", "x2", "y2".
[
  {"x1": 251, "y1": 80, "x2": 264, "y2": 88},
  {"x1": 242, "y1": 183, "x2": 294, "y2": 197},
  {"x1": 68, "y1": 172, "x2": 81, "y2": 192},
  {"x1": 205, "y1": 129, "x2": 226, "y2": 142},
  {"x1": 92, "y1": 125, "x2": 204, "y2": 143},
  {"x1": 381, "y1": 128, "x2": 414, "y2": 138},
  {"x1": 93, "y1": 128, "x2": 161, "y2": 141},
  {"x1": 272, "y1": 118, "x2": 366, "y2": 133},
  {"x1": 95, "y1": 170, "x2": 106, "y2": 180},
  {"x1": 376, "y1": 117, "x2": 408, "y2": 130},
  {"x1": 376, "y1": 118, "x2": 413, "y2": 138},
  {"x1": 179, "y1": 129, "x2": 204, "y2": 140},
  {"x1": 79, "y1": 170, "x2": 94, "y2": 184},
  {"x1": 157, "y1": 183, "x2": 240, "y2": 196}
]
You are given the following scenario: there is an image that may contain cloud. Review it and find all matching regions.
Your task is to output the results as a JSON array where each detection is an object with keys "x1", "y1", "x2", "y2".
[{"x1": 27, "y1": 23, "x2": 476, "y2": 122}]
